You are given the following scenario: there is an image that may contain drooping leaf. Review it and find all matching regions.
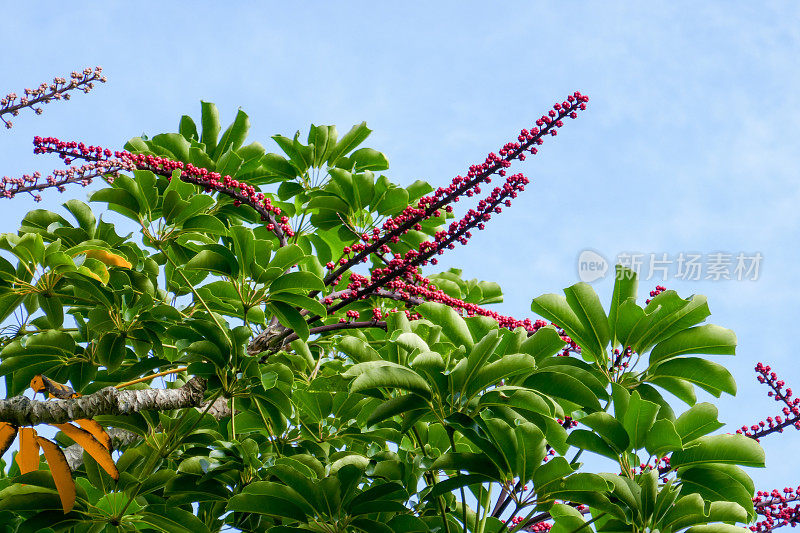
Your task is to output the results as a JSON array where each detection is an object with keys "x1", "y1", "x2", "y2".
[
  {"x1": 16, "y1": 428, "x2": 40, "y2": 474},
  {"x1": 649, "y1": 324, "x2": 736, "y2": 366},
  {"x1": 670, "y1": 434, "x2": 765, "y2": 468},
  {"x1": 36, "y1": 436, "x2": 75, "y2": 514},
  {"x1": 649, "y1": 358, "x2": 736, "y2": 397},
  {"x1": 52, "y1": 423, "x2": 119, "y2": 480},
  {"x1": 0, "y1": 422, "x2": 17, "y2": 456}
]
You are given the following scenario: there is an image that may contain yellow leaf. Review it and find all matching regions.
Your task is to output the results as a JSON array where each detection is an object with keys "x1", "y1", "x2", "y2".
[
  {"x1": 16, "y1": 428, "x2": 40, "y2": 474},
  {"x1": 52, "y1": 423, "x2": 119, "y2": 480},
  {"x1": 84, "y1": 249, "x2": 132, "y2": 269},
  {"x1": 0, "y1": 422, "x2": 17, "y2": 456},
  {"x1": 36, "y1": 436, "x2": 76, "y2": 514},
  {"x1": 74, "y1": 419, "x2": 112, "y2": 451},
  {"x1": 77, "y1": 259, "x2": 109, "y2": 284}
]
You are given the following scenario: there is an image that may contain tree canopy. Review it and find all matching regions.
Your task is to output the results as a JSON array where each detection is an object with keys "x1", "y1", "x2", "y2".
[{"x1": 0, "y1": 84, "x2": 764, "y2": 533}]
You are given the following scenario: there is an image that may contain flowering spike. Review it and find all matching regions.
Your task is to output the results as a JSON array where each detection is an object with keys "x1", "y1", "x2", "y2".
[
  {"x1": 1, "y1": 67, "x2": 106, "y2": 129},
  {"x1": 323, "y1": 92, "x2": 589, "y2": 287},
  {"x1": 24, "y1": 137, "x2": 290, "y2": 245}
]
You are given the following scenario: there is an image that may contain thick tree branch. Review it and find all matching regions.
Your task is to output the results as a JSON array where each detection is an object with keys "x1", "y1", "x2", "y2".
[
  {"x1": 255, "y1": 320, "x2": 388, "y2": 362},
  {"x1": 63, "y1": 395, "x2": 230, "y2": 469},
  {"x1": 0, "y1": 377, "x2": 206, "y2": 426}
]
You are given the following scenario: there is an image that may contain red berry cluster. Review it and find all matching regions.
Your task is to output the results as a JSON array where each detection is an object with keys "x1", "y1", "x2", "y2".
[
  {"x1": 611, "y1": 346, "x2": 634, "y2": 372},
  {"x1": 541, "y1": 448, "x2": 557, "y2": 464},
  {"x1": 1, "y1": 67, "x2": 106, "y2": 129},
  {"x1": 738, "y1": 363, "x2": 800, "y2": 440},
  {"x1": 508, "y1": 515, "x2": 552, "y2": 531},
  {"x1": 753, "y1": 487, "x2": 800, "y2": 532},
  {"x1": 368, "y1": 173, "x2": 530, "y2": 285},
  {"x1": 645, "y1": 285, "x2": 666, "y2": 305},
  {"x1": 28, "y1": 137, "x2": 292, "y2": 243},
  {"x1": 320, "y1": 94, "x2": 589, "y2": 331},
  {"x1": 630, "y1": 456, "x2": 671, "y2": 481},
  {"x1": 323, "y1": 275, "x2": 580, "y2": 356},
  {"x1": 383, "y1": 275, "x2": 545, "y2": 331},
  {"x1": 323, "y1": 92, "x2": 589, "y2": 289}
]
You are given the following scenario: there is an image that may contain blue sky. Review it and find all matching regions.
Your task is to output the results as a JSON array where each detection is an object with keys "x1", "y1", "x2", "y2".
[{"x1": 2, "y1": 2, "x2": 799, "y2": 490}]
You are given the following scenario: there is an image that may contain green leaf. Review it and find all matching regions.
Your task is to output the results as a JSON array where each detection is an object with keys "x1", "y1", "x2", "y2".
[
  {"x1": 531, "y1": 293, "x2": 593, "y2": 361},
  {"x1": 566, "y1": 429, "x2": 619, "y2": 461},
  {"x1": 152, "y1": 133, "x2": 191, "y2": 161},
  {"x1": 350, "y1": 148, "x2": 389, "y2": 171},
  {"x1": 670, "y1": 434, "x2": 765, "y2": 468},
  {"x1": 678, "y1": 465, "x2": 755, "y2": 520},
  {"x1": 268, "y1": 244, "x2": 306, "y2": 271},
  {"x1": 630, "y1": 292, "x2": 711, "y2": 353},
  {"x1": 62, "y1": 199, "x2": 96, "y2": 237},
  {"x1": 649, "y1": 325, "x2": 736, "y2": 366},
  {"x1": 261, "y1": 153, "x2": 298, "y2": 180},
  {"x1": 367, "y1": 394, "x2": 428, "y2": 426},
  {"x1": 185, "y1": 246, "x2": 239, "y2": 278},
  {"x1": 415, "y1": 302, "x2": 473, "y2": 349},
  {"x1": 269, "y1": 271, "x2": 324, "y2": 293},
  {"x1": 308, "y1": 124, "x2": 337, "y2": 166},
  {"x1": 563, "y1": 282, "x2": 610, "y2": 361},
  {"x1": 338, "y1": 336, "x2": 381, "y2": 363},
  {"x1": 216, "y1": 149, "x2": 243, "y2": 179},
  {"x1": 431, "y1": 452, "x2": 502, "y2": 478},
  {"x1": 97, "y1": 333, "x2": 128, "y2": 372},
  {"x1": 138, "y1": 505, "x2": 211, "y2": 533},
  {"x1": 623, "y1": 391, "x2": 660, "y2": 449},
  {"x1": 675, "y1": 402, "x2": 725, "y2": 442},
  {"x1": 350, "y1": 365, "x2": 431, "y2": 399},
  {"x1": 686, "y1": 525, "x2": 750, "y2": 533},
  {"x1": 200, "y1": 101, "x2": 221, "y2": 154},
  {"x1": 374, "y1": 187, "x2": 409, "y2": 215},
  {"x1": 213, "y1": 109, "x2": 250, "y2": 160},
  {"x1": 182, "y1": 215, "x2": 228, "y2": 236},
  {"x1": 579, "y1": 412, "x2": 629, "y2": 452},
  {"x1": 609, "y1": 266, "x2": 638, "y2": 348},
  {"x1": 524, "y1": 371, "x2": 602, "y2": 411},
  {"x1": 0, "y1": 485, "x2": 62, "y2": 511},
  {"x1": 227, "y1": 490, "x2": 307, "y2": 522},
  {"x1": 520, "y1": 325, "x2": 567, "y2": 362},
  {"x1": 90, "y1": 188, "x2": 141, "y2": 221},
  {"x1": 327, "y1": 122, "x2": 372, "y2": 165},
  {"x1": 467, "y1": 353, "x2": 536, "y2": 396},
  {"x1": 179, "y1": 115, "x2": 198, "y2": 141},
  {"x1": 268, "y1": 292, "x2": 327, "y2": 317},
  {"x1": 515, "y1": 422, "x2": 546, "y2": 482},
  {"x1": 649, "y1": 358, "x2": 736, "y2": 397},
  {"x1": 424, "y1": 474, "x2": 496, "y2": 501},
  {"x1": 644, "y1": 419, "x2": 683, "y2": 456},
  {"x1": 267, "y1": 301, "x2": 310, "y2": 341},
  {"x1": 650, "y1": 376, "x2": 697, "y2": 405},
  {"x1": 37, "y1": 294, "x2": 63, "y2": 329}
]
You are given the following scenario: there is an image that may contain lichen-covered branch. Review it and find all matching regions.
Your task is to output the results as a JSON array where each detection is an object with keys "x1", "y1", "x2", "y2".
[
  {"x1": 0, "y1": 377, "x2": 206, "y2": 426},
  {"x1": 62, "y1": 395, "x2": 229, "y2": 469}
]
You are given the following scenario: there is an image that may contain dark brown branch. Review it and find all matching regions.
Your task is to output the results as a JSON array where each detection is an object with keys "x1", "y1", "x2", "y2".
[
  {"x1": 257, "y1": 320, "x2": 387, "y2": 362},
  {"x1": 248, "y1": 288, "x2": 421, "y2": 356},
  {"x1": 0, "y1": 377, "x2": 206, "y2": 426}
]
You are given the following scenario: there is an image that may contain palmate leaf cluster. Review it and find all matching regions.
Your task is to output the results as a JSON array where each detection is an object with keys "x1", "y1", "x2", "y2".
[{"x1": 0, "y1": 103, "x2": 762, "y2": 533}]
